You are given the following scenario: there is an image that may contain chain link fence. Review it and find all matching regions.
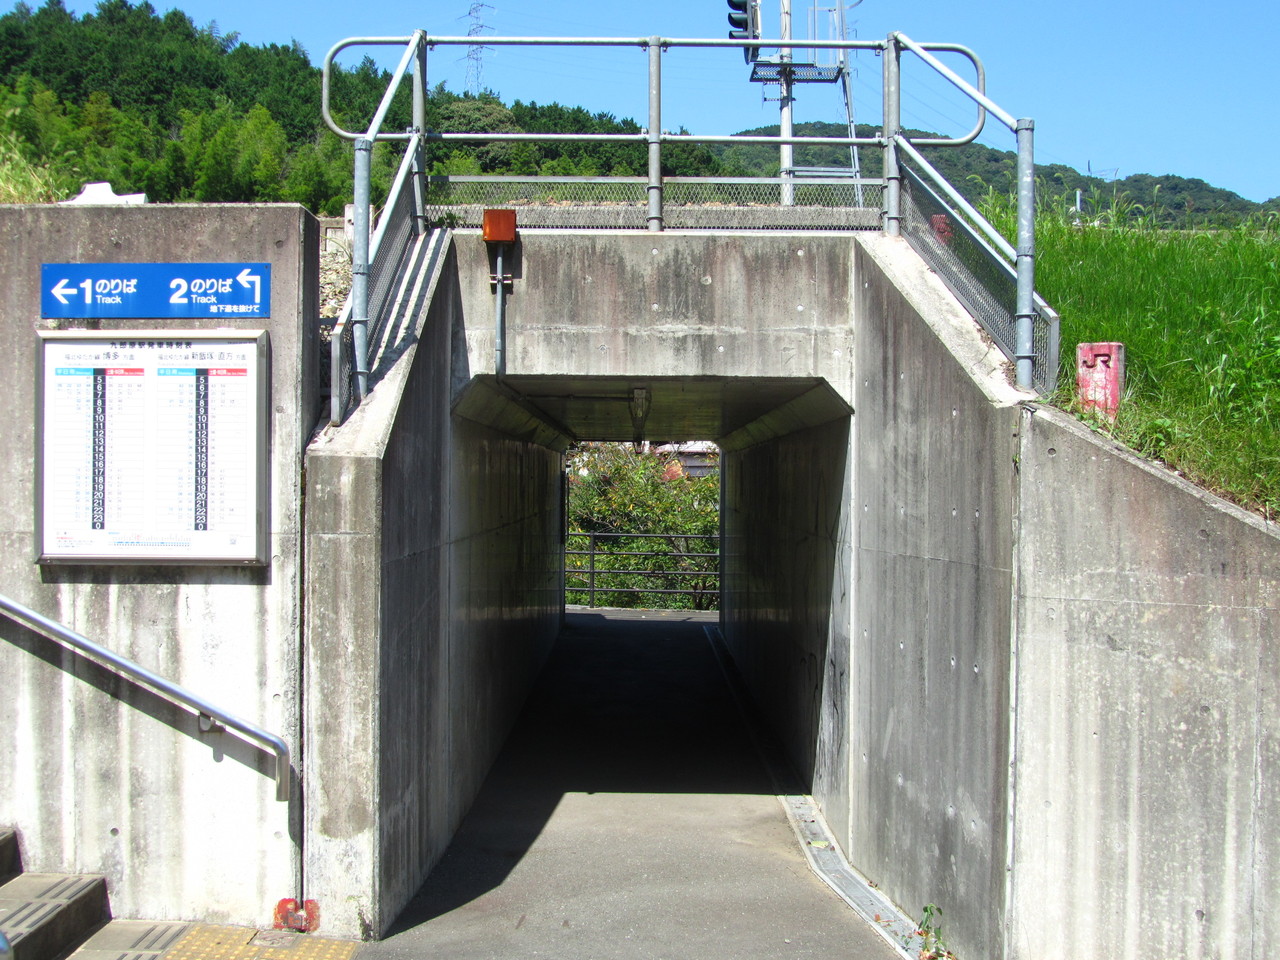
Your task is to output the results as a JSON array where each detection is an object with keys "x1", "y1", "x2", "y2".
[
  {"x1": 425, "y1": 175, "x2": 884, "y2": 231},
  {"x1": 900, "y1": 163, "x2": 1059, "y2": 393}
]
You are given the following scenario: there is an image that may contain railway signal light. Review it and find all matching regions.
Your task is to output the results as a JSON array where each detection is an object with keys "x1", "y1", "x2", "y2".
[{"x1": 726, "y1": 0, "x2": 761, "y2": 63}]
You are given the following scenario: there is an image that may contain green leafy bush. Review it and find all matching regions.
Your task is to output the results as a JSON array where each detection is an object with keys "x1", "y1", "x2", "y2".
[{"x1": 566, "y1": 444, "x2": 719, "y2": 610}]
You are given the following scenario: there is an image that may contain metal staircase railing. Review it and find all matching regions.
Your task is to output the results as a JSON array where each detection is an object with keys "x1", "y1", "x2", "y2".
[{"x1": 0, "y1": 592, "x2": 290, "y2": 802}]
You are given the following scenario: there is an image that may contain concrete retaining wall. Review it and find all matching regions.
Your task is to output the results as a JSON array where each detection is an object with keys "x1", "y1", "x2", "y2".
[
  {"x1": 720, "y1": 417, "x2": 854, "y2": 828},
  {"x1": 845, "y1": 234, "x2": 1026, "y2": 959},
  {"x1": 0, "y1": 204, "x2": 318, "y2": 925},
  {"x1": 1010, "y1": 407, "x2": 1280, "y2": 960},
  {"x1": 304, "y1": 238, "x2": 563, "y2": 938}
]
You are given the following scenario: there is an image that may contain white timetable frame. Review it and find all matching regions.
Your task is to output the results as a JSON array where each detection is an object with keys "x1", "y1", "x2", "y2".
[{"x1": 36, "y1": 330, "x2": 271, "y2": 565}]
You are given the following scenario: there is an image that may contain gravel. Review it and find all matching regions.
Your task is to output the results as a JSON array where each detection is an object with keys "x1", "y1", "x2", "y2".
[{"x1": 319, "y1": 250, "x2": 352, "y2": 319}]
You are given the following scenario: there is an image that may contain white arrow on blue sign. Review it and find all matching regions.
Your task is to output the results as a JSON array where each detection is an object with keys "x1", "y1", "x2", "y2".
[{"x1": 42, "y1": 262, "x2": 272, "y2": 319}]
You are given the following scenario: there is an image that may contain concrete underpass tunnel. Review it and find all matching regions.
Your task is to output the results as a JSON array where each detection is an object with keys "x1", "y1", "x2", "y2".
[
  {"x1": 458, "y1": 371, "x2": 853, "y2": 789},
  {"x1": 409, "y1": 372, "x2": 856, "y2": 934}
]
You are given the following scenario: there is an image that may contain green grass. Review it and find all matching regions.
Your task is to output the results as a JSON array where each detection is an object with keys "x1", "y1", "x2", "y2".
[
  {"x1": 983, "y1": 190, "x2": 1280, "y2": 518},
  {"x1": 0, "y1": 130, "x2": 66, "y2": 203}
]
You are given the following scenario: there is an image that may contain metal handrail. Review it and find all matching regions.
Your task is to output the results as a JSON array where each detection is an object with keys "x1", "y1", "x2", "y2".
[
  {"x1": 329, "y1": 130, "x2": 425, "y2": 424},
  {"x1": 883, "y1": 31, "x2": 1038, "y2": 389},
  {"x1": 565, "y1": 532, "x2": 719, "y2": 609},
  {"x1": 322, "y1": 33, "x2": 429, "y2": 406},
  {"x1": 0, "y1": 592, "x2": 290, "y2": 802},
  {"x1": 321, "y1": 30, "x2": 1051, "y2": 394}
]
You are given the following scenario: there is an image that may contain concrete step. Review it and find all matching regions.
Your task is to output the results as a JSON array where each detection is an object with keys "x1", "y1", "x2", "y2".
[
  {"x1": 0, "y1": 872, "x2": 109, "y2": 960},
  {"x1": 63, "y1": 920, "x2": 189, "y2": 960}
]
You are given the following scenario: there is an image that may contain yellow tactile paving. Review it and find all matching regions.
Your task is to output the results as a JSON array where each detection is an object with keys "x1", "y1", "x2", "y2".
[{"x1": 163, "y1": 925, "x2": 358, "y2": 960}]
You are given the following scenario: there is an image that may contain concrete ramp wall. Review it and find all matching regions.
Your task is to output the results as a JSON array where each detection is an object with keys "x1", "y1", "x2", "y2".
[
  {"x1": 1011, "y1": 407, "x2": 1280, "y2": 960},
  {"x1": 843, "y1": 234, "x2": 1025, "y2": 958},
  {"x1": 303, "y1": 237, "x2": 563, "y2": 938}
]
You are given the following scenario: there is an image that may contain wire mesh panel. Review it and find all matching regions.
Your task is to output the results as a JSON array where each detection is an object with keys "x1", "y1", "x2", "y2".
[
  {"x1": 366, "y1": 144, "x2": 422, "y2": 355},
  {"x1": 424, "y1": 176, "x2": 883, "y2": 231},
  {"x1": 900, "y1": 164, "x2": 1058, "y2": 393},
  {"x1": 328, "y1": 302, "x2": 355, "y2": 425},
  {"x1": 426, "y1": 177, "x2": 649, "y2": 229}
]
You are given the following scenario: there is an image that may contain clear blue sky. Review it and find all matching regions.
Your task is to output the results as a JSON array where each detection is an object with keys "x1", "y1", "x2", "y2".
[{"x1": 63, "y1": 0, "x2": 1280, "y2": 202}]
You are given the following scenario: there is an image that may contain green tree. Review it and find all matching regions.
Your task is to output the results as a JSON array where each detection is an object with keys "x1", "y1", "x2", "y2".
[{"x1": 566, "y1": 444, "x2": 719, "y2": 610}]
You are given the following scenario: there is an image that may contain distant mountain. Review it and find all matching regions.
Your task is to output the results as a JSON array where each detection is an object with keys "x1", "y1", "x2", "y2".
[{"x1": 718, "y1": 122, "x2": 1269, "y2": 227}]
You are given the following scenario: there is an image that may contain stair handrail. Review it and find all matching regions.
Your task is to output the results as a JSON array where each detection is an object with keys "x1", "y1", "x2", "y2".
[{"x1": 0, "y1": 592, "x2": 290, "y2": 802}]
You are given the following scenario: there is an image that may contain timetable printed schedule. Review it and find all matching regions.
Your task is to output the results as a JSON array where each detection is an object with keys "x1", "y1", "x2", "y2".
[{"x1": 38, "y1": 332, "x2": 269, "y2": 564}]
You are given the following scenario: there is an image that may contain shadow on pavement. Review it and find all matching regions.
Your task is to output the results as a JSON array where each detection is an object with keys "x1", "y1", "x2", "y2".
[{"x1": 385, "y1": 609, "x2": 781, "y2": 933}]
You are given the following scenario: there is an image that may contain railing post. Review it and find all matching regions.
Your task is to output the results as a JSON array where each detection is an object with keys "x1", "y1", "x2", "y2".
[
  {"x1": 588, "y1": 533, "x2": 597, "y2": 608},
  {"x1": 1014, "y1": 117, "x2": 1036, "y2": 389},
  {"x1": 352, "y1": 137, "x2": 373, "y2": 398},
  {"x1": 647, "y1": 38, "x2": 663, "y2": 232},
  {"x1": 412, "y1": 39, "x2": 428, "y2": 229},
  {"x1": 882, "y1": 34, "x2": 902, "y2": 237},
  {"x1": 779, "y1": 0, "x2": 795, "y2": 206}
]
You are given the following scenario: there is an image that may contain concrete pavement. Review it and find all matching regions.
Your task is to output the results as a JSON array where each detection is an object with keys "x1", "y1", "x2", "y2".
[{"x1": 361, "y1": 609, "x2": 901, "y2": 960}]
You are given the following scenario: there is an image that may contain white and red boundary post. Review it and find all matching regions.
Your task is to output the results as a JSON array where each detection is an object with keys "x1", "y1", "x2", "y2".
[{"x1": 1076, "y1": 342, "x2": 1126, "y2": 421}]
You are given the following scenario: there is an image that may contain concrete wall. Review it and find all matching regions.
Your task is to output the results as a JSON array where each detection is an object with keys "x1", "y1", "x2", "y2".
[
  {"x1": 1010, "y1": 406, "x2": 1280, "y2": 960},
  {"x1": 846, "y1": 234, "x2": 1026, "y2": 960},
  {"x1": 720, "y1": 417, "x2": 853, "y2": 818},
  {"x1": 458, "y1": 232, "x2": 856, "y2": 392},
  {"x1": 304, "y1": 238, "x2": 563, "y2": 938},
  {"x1": 0, "y1": 204, "x2": 318, "y2": 924}
]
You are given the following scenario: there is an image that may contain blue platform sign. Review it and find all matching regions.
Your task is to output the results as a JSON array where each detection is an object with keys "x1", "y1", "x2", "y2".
[{"x1": 41, "y1": 262, "x2": 271, "y2": 319}]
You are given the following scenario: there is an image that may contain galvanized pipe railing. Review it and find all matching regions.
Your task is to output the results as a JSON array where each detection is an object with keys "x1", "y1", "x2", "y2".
[
  {"x1": 0, "y1": 592, "x2": 291, "y2": 802},
  {"x1": 327, "y1": 133, "x2": 425, "y2": 425},
  {"x1": 565, "y1": 532, "x2": 720, "y2": 610},
  {"x1": 321, "y1": 31, "x2": 1046, "y2": 395},
  {"x1": 322, "y1": 33, "x2": 429, "y2": 403},
  {"x1": 887, "y1": 31, "x2": 1037, "y2": 389},
  {"x1": 320, "y1": 32, "x2": 991, "y2": 240}
]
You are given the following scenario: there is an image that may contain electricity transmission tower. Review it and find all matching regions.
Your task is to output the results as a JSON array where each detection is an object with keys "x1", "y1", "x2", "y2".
[{"x1": 460, "y1": 3, "x2": 493, "y2": 96}]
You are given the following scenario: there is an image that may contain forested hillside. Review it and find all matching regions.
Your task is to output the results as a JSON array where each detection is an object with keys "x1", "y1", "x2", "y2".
[
  {"x1": 722, "y1": 121, "x2": 1271, "y2": 227},
  {"x1": 0, "y1": 0, "x2": 725, "y2": 212},
  {"x1": 0, "y1": 0, "x2": 1271, "y2": 225}
]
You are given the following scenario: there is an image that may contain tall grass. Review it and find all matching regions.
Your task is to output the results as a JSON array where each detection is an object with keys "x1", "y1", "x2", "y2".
[
  {"x1": 0, "y1": 130, "x2": 65, "y2": 203},
  {"x1": 982, "y1": 188, "x2": 1280, "y2": 518}
]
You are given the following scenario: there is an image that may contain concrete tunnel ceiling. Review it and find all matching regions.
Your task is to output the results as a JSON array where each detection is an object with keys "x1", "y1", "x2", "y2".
[{"x1": 454, "y1": 375, "x2": 853, "y2": 449}]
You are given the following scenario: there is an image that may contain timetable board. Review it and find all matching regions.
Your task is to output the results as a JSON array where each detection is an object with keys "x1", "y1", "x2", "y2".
[{"x1": 37, "y1": 331, "x2": 270, "y2": 564}]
